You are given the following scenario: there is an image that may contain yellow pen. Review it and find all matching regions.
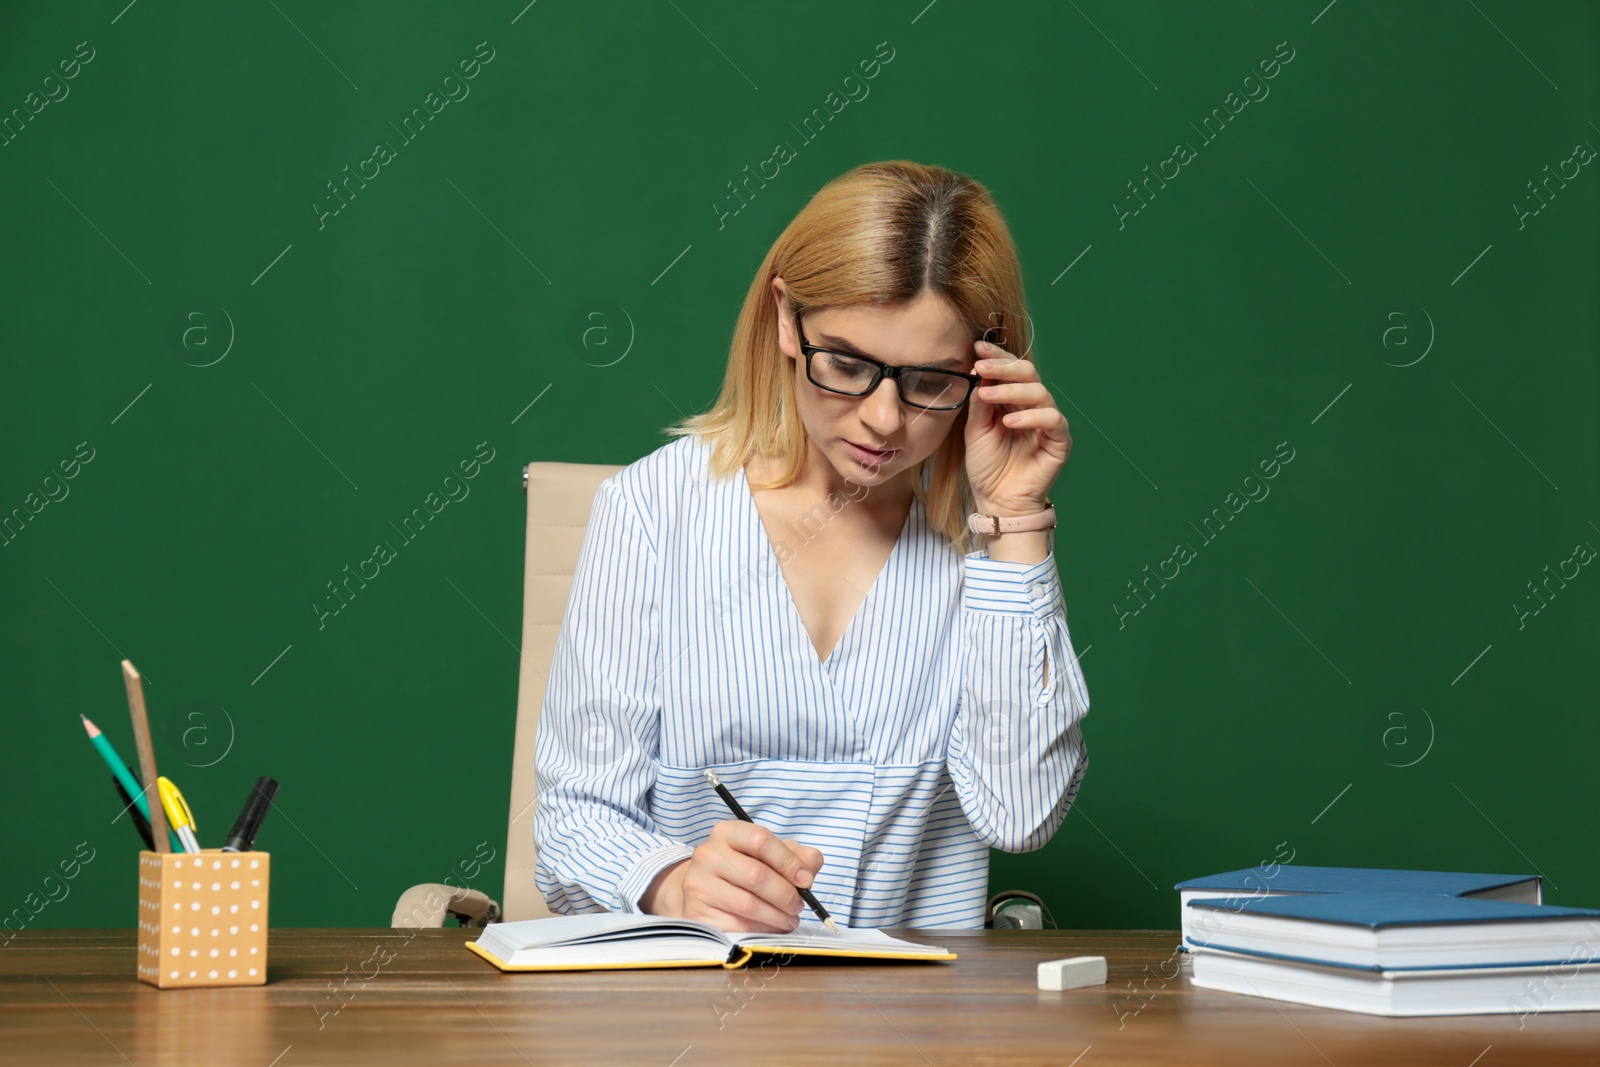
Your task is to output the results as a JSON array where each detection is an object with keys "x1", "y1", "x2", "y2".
[{"x1": 157, "y1": 776, "x2": 202, "y2": 854}]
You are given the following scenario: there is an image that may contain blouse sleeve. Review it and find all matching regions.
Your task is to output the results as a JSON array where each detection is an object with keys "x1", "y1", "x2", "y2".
[
  {"x1": 945, "y1": 543, "x2": 1091, "y2": 852},
  {"x1": 532, "y1": 478, "x2": 695, "y2": 914}
]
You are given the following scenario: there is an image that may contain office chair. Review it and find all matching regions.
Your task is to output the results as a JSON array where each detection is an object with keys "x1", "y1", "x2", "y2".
[{"x1": 392, "y1": 460, "x2": 620, "y2": 928}]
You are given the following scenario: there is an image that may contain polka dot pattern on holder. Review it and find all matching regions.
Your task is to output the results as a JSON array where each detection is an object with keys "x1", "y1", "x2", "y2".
[{"x1": 135, "y1": 850, "x2": 270, "y2": 989}]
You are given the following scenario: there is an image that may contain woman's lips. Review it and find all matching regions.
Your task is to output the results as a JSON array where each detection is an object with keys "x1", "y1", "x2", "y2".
[{"x1": 846, "y1": 440, "x2": 897, "y2": 466}]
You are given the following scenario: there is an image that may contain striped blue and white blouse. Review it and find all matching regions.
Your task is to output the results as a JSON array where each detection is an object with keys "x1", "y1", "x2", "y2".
[{"x1": 533, "y1": 434, "x2": 1091, "y2": 929}]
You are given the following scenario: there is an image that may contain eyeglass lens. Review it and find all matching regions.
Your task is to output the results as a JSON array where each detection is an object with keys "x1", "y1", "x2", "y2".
[{"x1": 810, "y1": 351, "x2": 968, "y2": 409}]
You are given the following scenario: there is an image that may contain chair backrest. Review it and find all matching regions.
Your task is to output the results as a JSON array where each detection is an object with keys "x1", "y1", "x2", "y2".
[{"x1": 502, "y1": 460, "x2": 623, "y2": 922}]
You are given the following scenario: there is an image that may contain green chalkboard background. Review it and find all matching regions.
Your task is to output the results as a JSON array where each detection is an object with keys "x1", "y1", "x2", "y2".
[{"x1": 2, "y1": 1, "x2": 1596, "y2": 935}]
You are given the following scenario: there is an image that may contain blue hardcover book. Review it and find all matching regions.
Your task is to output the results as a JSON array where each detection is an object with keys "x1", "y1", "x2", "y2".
[
  {"x1": 1184, "y1": 892, "x2": 1600, "y2": 971},
  {"x1": 1174, "y1": 864, "x2": 1541, "y2": 945}
]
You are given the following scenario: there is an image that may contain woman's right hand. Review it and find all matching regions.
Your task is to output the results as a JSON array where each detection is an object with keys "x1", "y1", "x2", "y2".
[{"x1": 640, "y1": 820, "x2": 825, "y2": 933}]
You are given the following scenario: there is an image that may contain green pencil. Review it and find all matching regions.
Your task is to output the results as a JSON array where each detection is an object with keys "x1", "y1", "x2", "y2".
[{"x1": 81, "y1": 714, "x2": 182, "y2": 851}]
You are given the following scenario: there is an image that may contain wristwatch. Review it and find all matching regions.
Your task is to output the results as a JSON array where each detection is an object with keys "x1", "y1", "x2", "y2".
[{"x1": 967, "y1": 506, "x2": 1056, "y2": 536}]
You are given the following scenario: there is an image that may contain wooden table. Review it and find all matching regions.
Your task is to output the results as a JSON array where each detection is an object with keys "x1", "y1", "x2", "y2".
[{"x1": 2, "y1": 928, "x2": 1595, "y2": 1065}]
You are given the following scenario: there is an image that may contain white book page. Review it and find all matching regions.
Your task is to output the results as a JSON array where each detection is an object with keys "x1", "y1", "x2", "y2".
[
  {"x1": 478, "y1": 913, "x2": 729, "y2": 955},
  {"x1": 500, "y1": 937, "x2": 733, "y2": 967},
  {"x1": 729, "y1": 922, "x2": 941, "y2": 954}
]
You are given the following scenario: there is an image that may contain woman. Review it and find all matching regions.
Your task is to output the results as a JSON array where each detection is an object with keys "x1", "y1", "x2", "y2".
[{"x1": 533, "y1": 161, "x2": 1090, "y2": 932}]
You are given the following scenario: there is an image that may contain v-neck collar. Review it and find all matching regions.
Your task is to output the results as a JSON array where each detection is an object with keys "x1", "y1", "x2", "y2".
[{"x1": 735, "y1": 462, "x2": 918, "y2": 673}]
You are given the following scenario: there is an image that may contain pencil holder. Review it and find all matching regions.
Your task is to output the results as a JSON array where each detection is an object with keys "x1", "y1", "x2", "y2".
[{"x1": 136, "y1": 849, "x2": 270, "y2": 988}]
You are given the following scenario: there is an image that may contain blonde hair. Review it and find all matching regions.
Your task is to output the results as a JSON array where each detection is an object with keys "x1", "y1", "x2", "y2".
[{"x1": 665, "y1": 160, "x2": 1033, "y2": 556}]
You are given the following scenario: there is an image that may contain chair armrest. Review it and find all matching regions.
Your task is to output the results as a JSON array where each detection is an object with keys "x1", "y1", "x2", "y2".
[
  {"x1": 986, "y1": 889, "x2": 1046, "y2": 930},
  {"x1": 392, "y1": 883, "x2": 501, "y2": 928}
]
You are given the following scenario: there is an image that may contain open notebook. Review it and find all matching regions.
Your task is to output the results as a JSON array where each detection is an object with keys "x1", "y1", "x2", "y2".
[{"x1": 467, "y1": 914, "x2": 958, "y2": 972}]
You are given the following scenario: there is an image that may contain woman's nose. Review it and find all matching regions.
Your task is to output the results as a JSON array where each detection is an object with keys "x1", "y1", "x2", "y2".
[{"x1": 859, "y1": 377, "x2": 905, "y2": 439}]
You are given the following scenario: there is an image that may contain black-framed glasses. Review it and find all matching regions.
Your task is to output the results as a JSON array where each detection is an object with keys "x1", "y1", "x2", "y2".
[{"x1": 795, "y1": 311, "x2": 980, "y2": 411}]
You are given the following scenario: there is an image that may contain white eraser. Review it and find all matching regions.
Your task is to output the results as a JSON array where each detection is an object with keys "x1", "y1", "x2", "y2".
[{"x1": 1037, "y1": 955, "x2": 1107, "y2": 991}]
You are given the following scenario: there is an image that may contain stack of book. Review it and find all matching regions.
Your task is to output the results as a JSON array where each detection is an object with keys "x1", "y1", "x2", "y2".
[{"x1": 1174, "y1": 865, "x2": 1600, "y2": 1017}]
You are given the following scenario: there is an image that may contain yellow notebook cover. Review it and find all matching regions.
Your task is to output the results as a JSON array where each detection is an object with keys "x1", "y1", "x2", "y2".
[
  {"x1": 466, "y1": 914, "x2": 957, "y2": 973},
  {"x1": 467, "y1": 939, "x2": 732, "y2": 971}
]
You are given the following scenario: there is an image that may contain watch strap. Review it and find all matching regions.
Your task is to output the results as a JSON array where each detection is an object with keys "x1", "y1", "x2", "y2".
[{"x1": 968, "y1": 506, "x2": 1057, "y2": 536}]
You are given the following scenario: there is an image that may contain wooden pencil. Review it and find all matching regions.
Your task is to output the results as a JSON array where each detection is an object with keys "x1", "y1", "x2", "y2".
[{"x1": 122, "y1": 660, "x2": 170, "y2": 853}]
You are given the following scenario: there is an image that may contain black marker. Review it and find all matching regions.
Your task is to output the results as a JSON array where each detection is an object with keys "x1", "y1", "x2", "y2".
[
  {"x1": 222, "y1": 777, "x2": 279, "y2": 852},
  {"x1": 112, "y1": 772, "x2": 156, "y2": 851}
]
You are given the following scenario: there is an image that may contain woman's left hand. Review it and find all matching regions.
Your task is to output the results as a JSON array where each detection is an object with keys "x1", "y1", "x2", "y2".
[{"x1": 963, "y1": 339, "x2": 1072, "y2": 515}]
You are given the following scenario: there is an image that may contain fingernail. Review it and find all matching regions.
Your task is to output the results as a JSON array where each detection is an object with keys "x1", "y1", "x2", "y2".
[{"x1": 796, "y1": 868, "x2": 813, "y2": 888}]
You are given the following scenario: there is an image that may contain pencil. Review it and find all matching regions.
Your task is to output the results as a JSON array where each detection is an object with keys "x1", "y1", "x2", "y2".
[
  {"x1": 122, "y1": 660, "x2": 170, "y2": 853},
  {"x1": 703, "y1": 769, "x2": 839, "y2": 933},
  {"x1": 80, "y1": 712, "x2": 174, "y2": 850}
]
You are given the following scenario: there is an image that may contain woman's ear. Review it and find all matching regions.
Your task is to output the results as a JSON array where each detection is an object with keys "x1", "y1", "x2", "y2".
[
  {"x1": 771, "y1": 276, "x2": 796, "y2": 361},
  {"x1": 771, "y1": 275, "x2": 789, "y2": 324}
]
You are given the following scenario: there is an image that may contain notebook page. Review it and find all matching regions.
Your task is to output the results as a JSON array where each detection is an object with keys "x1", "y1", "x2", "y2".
[
  {"x1": 729, "y1": 923, "x2": 944, "y2": 954},
  {"x1": 476, "y1": 913, "x2": 729, "y2": 957},
  {"x1": 494, "y1": 937, "x2": 733, "y2": 968}
]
